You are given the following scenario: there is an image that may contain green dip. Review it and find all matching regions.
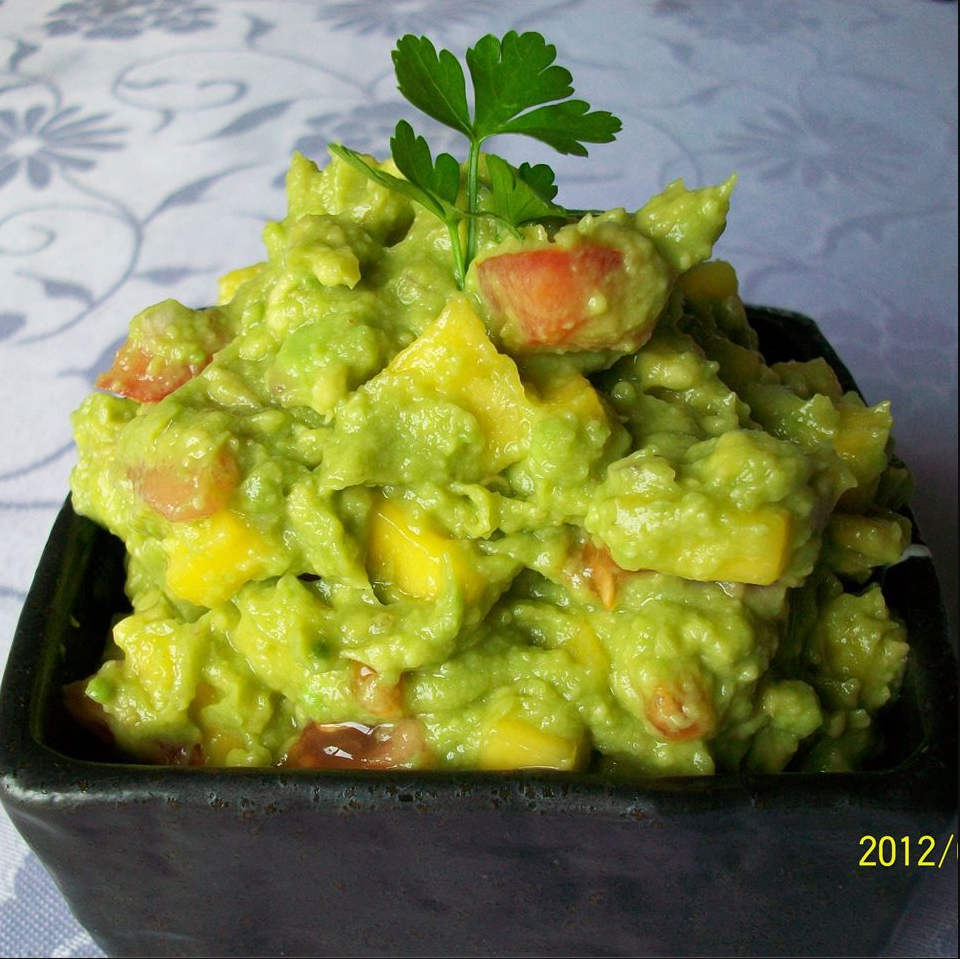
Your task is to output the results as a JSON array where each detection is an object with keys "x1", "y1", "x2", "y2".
[{"x1": 69, "y1": 150, "x2": 910, "y2": 774}]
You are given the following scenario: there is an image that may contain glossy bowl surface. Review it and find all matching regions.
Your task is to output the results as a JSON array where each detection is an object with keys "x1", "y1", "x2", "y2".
[{"x1": 1, "y1": 307, "x2": 956, "y2": 958}]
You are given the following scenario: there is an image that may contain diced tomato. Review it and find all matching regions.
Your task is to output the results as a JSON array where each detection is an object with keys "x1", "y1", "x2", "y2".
[
  {"x1": 96, "y1": 300, "x2": 232, "y2": 403},
  {"x1": 581, "y1": 541, "x2": 624, "y2": 610},
  {"x1": 565, "y1": 540, "x2": 628, "y2": 610},
  {"x1": 283, "y1": 719, "x2": 425, "y2": 770},
  {"x1": 643, "y1": 679, "x2": 715, "y2": 743},
  {"x1": 96, "y1": 343, "x2": 196, "y2": 403},
  {"x1": 350, "y1": 662, "x2": 404, "y2": 720},
  {"x1": 477, "y1": 244, "x2": 624, "y2": 349},
  {"x1": 131, "y1": 447, "x2": 240, "y2": 522}
]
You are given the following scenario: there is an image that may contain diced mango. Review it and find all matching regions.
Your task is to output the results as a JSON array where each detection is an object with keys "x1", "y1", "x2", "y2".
[
  {"x1": 703, "y1": 508, "x2": 791, "y2": 584},
  {"x1": 680, "y1": 259, "x2": 739, "y2": 302},
  {"x1": 636, "y1": 347, "x2": 704, "y2": 392},
  {"x1": 565, "y1": 622, "x2": 610, "y2": 673},
  {"x1": 164, "y1": 510, "x2": 283, "y2": 607},
  {"x1": 217, "y1": 263, "x2": 264, "y2": 304},
  {"x1": 534, "y1": 370, "x2": 607, "y2": 423},
  {"x1": 833, "y1": 402, "x2": 890, "y2": 463},
  {"x1": 389, "y1": 295, "x2": 531, "y2": 472},
  {"x1": 367, "y1": 496, "x2": 483, "y2": 602},
  {"x1": 833, "y1": 401, "x2": 891, "y2": 510},
  {"x1": 615, "y1": 504, "x2": 791, "y2": 586},
  {"x1": 590, "y1": 430, "x2": 807, "y2": 585},
  {"x1": 593, "y1": 497, "x2": 793, "y2": 586},
  {"x1": 824, "y1": 509, "x2": 910, "y2": 579},
  {"x1": 477, "y1": 715, "x2": 589, "y2": 771},
  {"x1": 111, "y1": 610, "x2": 201, "y2": 715},
  {"x1": 289, "y1": 243, "x2": 361, "y2": 289}
]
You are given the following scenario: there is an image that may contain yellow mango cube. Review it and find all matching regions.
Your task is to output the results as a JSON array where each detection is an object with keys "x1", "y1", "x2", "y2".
[
  {"x1": 217, "y1": 263, "x2": 264, "y2": 304},
  {"x1": 110, "y1": 610, "x2": 199, "y2": 715},
  {"x1": 833, "y1": 400, "x2": 891, "y2": 510},
  {"x1": 478, "y1": 715, "x2": 589, "y2": 771},
  {"x1": 636, "y1": 348, "x2": 703, "y2": 392},
  {"x1": 389, "y1": 295, "x2": 531, "y2": 472},
  {"x1": 833, "y1": 402, "x2": 891, "y2": 465},
  {"x1": 565, "y1": 622, "x2": 610, "y2": 673},
  {"x1": 164, "y1": 510, "x2": 282, "y2": 608},
  {"x1": 367, "y1": 496, "x2": 483, "y2": 602},
  {"x1": 702, "y1": 507, "x2": 792, "y2": 585},
  {"x1": 679, "y1": 259, "x2": 738, "y2": 302},
  {"x1": 534, "y1": 370, "x2": 607, "y2": 424}
]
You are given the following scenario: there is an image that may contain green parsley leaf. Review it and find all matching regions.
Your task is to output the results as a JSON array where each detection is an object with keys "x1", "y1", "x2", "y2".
[
  {"x1": 517, "y1": 162, "x2": 559, "y2": 202},
  {"x1": 496, "y1": 99, "x2": 622, "y2": 156},
  {"x1": 466, "y1": 32, "x2": 621, "y2": 153},
  {"x1": 332, "y1": 31, "x2": 622, "y2": 287},
  {"x1": 393, "y1": 35, "x2": 472, "y2": 137},
  {"x1": 466, "y1": 32, "x2": 574, "y2": 137},
  {"x1": 329, "y1": 131, "x2": 467, "y2": 285},
  {"x1": 485, "y1": 155, "x2": 564, "y2": 229},
  {"x1": 328, "y1": 140, "x2": 451, "y2": 222},
  {"x1": 390, "y1": 119, "x2": 462, "y2": 209},
  {"x1": 458, "y1": 31, "x2": 620, "y2": 260}
]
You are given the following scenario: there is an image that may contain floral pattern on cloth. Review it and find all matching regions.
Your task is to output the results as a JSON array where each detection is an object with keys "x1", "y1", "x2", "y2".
[
  {"x1": 44, "y1": 0, "x2": 217, "y2": 40},
  {"x1": 313, "y1": 0, "x2": 495, "y2": 37},
  {"x1": 0, "y1": 103, "x2": 125, "y2": 190}
]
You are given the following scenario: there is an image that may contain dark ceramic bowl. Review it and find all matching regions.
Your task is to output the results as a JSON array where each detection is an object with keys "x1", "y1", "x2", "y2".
[{"x1": 1, "y1": 308, "x2": 956, "y2": 958}]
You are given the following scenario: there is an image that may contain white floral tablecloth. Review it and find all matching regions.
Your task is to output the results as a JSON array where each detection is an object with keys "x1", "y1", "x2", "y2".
[{"x1": 0, "y1": 1, "x2": 956, "y2": 956}]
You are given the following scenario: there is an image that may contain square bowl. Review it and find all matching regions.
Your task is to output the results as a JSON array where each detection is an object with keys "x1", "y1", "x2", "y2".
[{"x1": 1, "y1": 307, "x2": 956, "y2": 958}]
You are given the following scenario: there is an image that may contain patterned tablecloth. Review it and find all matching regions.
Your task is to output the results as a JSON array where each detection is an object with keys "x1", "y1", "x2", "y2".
[{"x1": 0, "y1": 1, "x2": 956, "y2": 956}]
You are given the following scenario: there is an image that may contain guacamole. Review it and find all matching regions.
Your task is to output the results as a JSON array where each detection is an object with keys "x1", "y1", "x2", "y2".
[{"x1": 68, "y1": 150, "x2": 910, "y2": 775}]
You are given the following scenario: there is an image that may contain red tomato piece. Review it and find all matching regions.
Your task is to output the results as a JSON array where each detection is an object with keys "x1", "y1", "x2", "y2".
[
  {"x1": 350, "y1": 662, "x2": 404, "y2": 720},
  {"x1": 643, "y1": 679, "x2": 715, "y2": 743},
  {"x1": 580, "y1": 541, "x2": 624, "y2": 610},
  {"x1": 283, "y1": 719, "x2": 425, "y2": 770},
  {"x1": 131, "y1": 447, "x2": 240, "y2": 522},
  {"x1": 564, "y1": 540, "x2": 635, "y2": 610},
  {"x1": 96, "y1": 300, "x2": 231, "y2": 403},
  {"x1": 96, "y1": 343, "x2": 198, "y2": 403},
  {"x1": 477, "y1": 244, "x2": 624, "y2": 348}
]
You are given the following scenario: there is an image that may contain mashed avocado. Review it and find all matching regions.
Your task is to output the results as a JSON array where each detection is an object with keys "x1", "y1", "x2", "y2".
[{"x1": 68, "y1": 150, "x2": 910, "y2": 775}]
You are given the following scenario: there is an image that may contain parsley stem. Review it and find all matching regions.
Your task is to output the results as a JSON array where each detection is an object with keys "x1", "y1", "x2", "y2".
[
  {"x1": 448, "y1": 221, "x2": 466, "y2": 289},
  {"x1": 465, "y1": 137, "x2": 483, "y2": 274}
]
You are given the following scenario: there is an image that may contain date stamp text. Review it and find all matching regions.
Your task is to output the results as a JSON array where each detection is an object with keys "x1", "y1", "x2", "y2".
[{"x1": 858, "y1": 833, "x2": 957, "y2": 868}]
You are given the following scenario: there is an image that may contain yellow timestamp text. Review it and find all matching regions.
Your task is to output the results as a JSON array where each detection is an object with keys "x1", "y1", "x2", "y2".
[{"x1": 859, "y1": 833, "x2": 957, "y2": 868}]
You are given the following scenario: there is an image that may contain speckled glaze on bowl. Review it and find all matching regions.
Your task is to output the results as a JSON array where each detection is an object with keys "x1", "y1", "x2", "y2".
[{"x1": 1, "y1": 308, "x2": 956, "y2": 958}]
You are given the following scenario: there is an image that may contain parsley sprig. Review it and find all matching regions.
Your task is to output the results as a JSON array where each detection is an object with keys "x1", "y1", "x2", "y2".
[{"x1": 329, "y1": 31, "x2": 621, "y2": 288}]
